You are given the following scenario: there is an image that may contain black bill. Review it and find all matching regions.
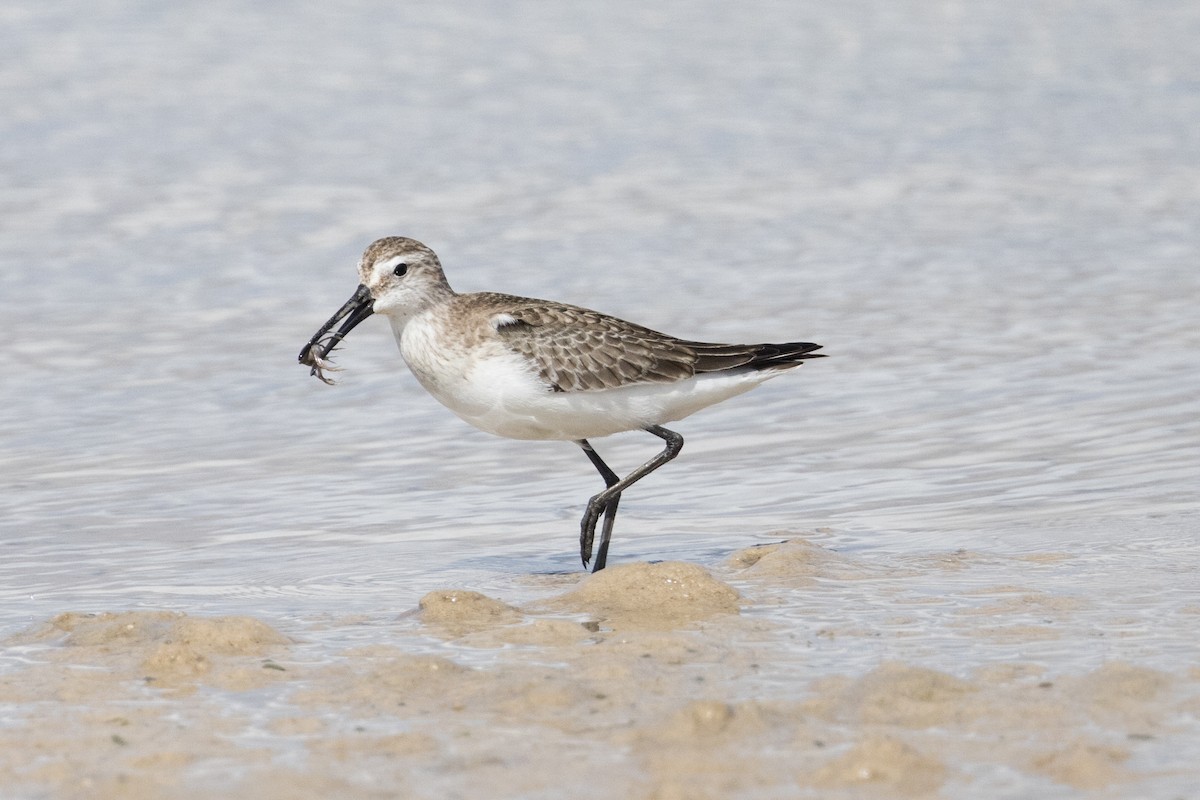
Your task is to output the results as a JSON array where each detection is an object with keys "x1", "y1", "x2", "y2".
[{"x1": 298, "y1": 284, "x2": 375, "y2": 384}]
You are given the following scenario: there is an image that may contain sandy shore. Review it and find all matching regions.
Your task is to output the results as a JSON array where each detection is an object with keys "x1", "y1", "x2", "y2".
[{"x1": 1, "y1": 538, "x2": 1196, "y2": 799}]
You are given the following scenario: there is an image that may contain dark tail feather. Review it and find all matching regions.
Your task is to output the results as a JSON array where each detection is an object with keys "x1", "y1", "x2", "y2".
[
  {"x1": 689, "y1": 341, "x2": 825, "y2": 373},
  {"x1": 746, "y1": 341, "x2": 825, "y2": 369}
]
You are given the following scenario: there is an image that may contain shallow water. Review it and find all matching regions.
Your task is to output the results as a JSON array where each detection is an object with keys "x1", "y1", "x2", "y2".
[{"x1": 2, "y1": 0, "x2": 1199, "y2": 796}]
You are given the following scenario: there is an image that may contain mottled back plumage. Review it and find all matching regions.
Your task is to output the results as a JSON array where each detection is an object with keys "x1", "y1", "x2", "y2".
[{"x1": 481, "y1": 294, "x2": 823, "y2": 392}]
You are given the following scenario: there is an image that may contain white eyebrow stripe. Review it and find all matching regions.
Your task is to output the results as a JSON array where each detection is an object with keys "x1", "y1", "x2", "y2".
[{"x1": 376, "y1": 254, "x2": 409, "y2": 272}]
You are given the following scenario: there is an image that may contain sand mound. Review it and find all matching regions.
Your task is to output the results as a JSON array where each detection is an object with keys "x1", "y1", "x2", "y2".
[
  {"x1": 10, "y1": 611, "x2": 291, "y2": 695},
  {"x1": 418, "y1": 589, "x2": 523, "y2": 634},
  {"x1": 293, "y1": 647, "x2": 479, "y2": 716},
  {"x1": 727, "y1": 538, "x2": 884, "y2": 583},
  {"x1": 810, "y1": 662, "x2": 980, "y2": 728},
  {"x1": 548, "y1": 561, "x2": 740, "y2": 629},
  {"x1": 1032, "y1": 739, "x2": 1131, "y2": 789},
  {"x1": 1069, "y1": 661, "x2": 1171, "y2": 726},
  {"x1": 813, "y1": 736, "x2": 946, "y2": 795}
]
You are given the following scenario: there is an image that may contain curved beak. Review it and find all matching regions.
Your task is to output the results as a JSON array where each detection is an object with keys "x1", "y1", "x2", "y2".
[{"x1": 298, "y1": 284, "x2": 375, "y2": 384}]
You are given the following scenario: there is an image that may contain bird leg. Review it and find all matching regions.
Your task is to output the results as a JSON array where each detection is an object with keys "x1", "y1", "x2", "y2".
[
  {"x1": 577, "y1": 425, "x2": 685, "y2": 572},
  {"x1": 577, "y1": 439, "x2": 621, "y2": 571}
]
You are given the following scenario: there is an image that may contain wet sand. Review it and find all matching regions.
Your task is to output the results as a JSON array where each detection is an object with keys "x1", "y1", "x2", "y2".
[{"x1": 2, "y1": 538, "x2": 1196, "y2": 799}]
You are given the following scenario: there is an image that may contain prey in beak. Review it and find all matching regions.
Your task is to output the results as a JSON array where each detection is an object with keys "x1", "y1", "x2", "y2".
[{"x1": 298, "y1": 284, "x2": 375, "y2": 384}]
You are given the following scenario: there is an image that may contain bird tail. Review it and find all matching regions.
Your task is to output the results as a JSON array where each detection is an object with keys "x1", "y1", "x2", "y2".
[
  {"x1": 688, "y1": 341, "x2": 825, "y2": 373},
  {"x1": 745, "y1": 342, "x2": 825, "y2": 370}
]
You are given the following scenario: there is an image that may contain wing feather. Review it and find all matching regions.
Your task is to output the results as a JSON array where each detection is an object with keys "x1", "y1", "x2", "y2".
[
  {"x1": 491, "y1": 300, "x2": 695, "y2": 392},
  {"x1": 479, "y1": 293, "x2": 824, "y2": 393}
]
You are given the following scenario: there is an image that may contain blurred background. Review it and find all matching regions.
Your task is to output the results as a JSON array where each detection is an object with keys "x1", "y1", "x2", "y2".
[{"x1": 2, "y1": 0, "x2": 1197, "y2": 632}]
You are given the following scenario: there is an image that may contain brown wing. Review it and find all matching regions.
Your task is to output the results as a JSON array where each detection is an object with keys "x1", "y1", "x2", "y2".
[
  {"x1": 484, "y1": 294, "x2": 826, "y2": 393},
  {"x1": 490, "y1": 299, "x2": 698, "y2": 392}
]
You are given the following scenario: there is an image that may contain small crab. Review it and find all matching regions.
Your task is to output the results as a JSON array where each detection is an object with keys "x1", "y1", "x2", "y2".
[
  {"x1": 297, "y1": 284, "x2": 374, "y2": 385},
  {"x1": 299, "y1": 337, "x2": 344, "y2": 385}
]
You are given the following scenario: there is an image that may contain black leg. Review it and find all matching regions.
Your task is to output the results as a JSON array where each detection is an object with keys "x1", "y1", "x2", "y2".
[
  {"x1": 577, "y1": 439, "x2": 622, "y2": 571},
  {"x1": 577, "y1": 425, "x2": 685, "y2": 573}
]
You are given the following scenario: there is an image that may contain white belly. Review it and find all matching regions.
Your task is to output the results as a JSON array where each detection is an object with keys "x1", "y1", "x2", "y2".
[{"x1": 396, "y1": 313, "x2": 782, "y2": 441}]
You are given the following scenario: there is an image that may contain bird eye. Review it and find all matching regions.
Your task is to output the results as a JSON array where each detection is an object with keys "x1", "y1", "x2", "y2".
[{"x1": 393, "y1": 262, "x2": 408, "y2": 277}]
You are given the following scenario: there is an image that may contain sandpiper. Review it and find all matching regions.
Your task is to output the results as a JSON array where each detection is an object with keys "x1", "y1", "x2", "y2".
[{"x1": 299, "y1": 237, "x2": 824, "y2": 571}]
